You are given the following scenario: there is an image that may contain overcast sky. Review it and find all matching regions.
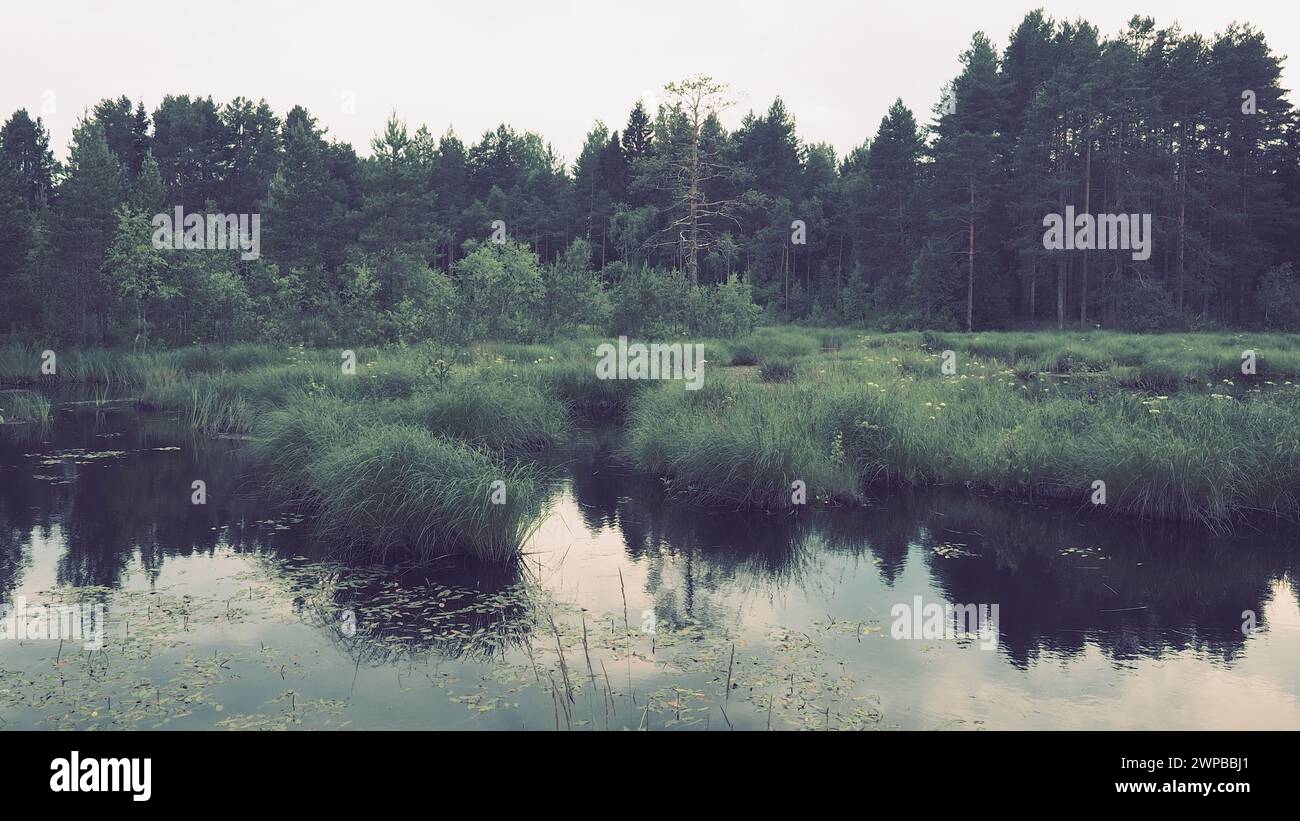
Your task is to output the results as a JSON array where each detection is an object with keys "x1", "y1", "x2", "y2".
[{"x1": 3, "y1": 0, "x2": 1296, "y2": 166}]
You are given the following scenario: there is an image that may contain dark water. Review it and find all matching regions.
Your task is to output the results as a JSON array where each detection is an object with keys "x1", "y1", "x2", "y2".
[{"x1": 1, "y1": 402, "x2": 1298, "y2": 730}]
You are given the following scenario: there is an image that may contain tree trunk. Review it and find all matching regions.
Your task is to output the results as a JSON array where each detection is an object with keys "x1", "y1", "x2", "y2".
[
  {"x1": 966, "y1": 178, "x2": 975, "y2": 332},
  {"x1": 1176, "y1": 125, "x2": 1187, "y2": 315},
  {"x1": 1029, "y1": 255, "x2": 1036, "y2": 319},
  {"x1": 1081, "y1": 133, "x2": 1091, "y2": 324},
  {"x1": 687, "y1": 120, "x2": 701, "y2": 286}
]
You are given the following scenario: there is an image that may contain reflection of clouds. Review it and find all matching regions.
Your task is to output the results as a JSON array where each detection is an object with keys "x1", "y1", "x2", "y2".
[
  {"x1": 1263, "y1": 578, "x2": 1300, "y2": 632},
  {"x1": 913, "y1": 644, "x2": 1300, "y2": 730}
]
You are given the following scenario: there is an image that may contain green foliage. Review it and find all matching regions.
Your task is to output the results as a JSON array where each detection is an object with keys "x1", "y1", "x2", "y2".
[
  {"x1": 544, "y1": 238, "x2": 612, "y2": 332},
  {"x1": 7, "y1": 16, "x2": 1299, "y2": 344},
  {"x1": 456, "y1": 240, "x2": 545, "y2": 341},
  {"x1": 1253, "y1": 263, "x2": 1300, "y2": 331},
  {"x1": 102, "y1": 204, "x2": 177, "y2": 343},
  {"x1": 692, "y1": 274, "x2": 762, "y2": 337},
  {"x1": 392, "y1": 265, "x2": 465, "y2": 345},
  {"x1": 610, "y1": 265, "x2": 693, "y2": 337}
]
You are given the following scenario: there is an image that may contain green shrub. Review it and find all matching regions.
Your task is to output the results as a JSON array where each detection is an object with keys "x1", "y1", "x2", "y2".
[
  {"x1": 456, "y1": 240, "x2": 546, "y2": 342},
  {"x1": 610, "y1": 265, "x2": 693, "y2": 338},
  {"x1": 691, "y1": 274, "x2": 762, "y2": 338},
  {"x1": 305, "y1": 425, "x2": 548, "y2": 563}
]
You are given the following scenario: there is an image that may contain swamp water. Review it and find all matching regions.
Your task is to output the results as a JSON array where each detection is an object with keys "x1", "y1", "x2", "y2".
[{"x1": 1, "y1": 401, "x2": 1298, "y2": 730}]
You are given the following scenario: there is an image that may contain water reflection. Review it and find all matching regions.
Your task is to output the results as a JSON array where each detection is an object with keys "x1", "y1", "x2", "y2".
[
  {"x1": 556, "y1": 426, "x2": 1300, "y2": 668},
  {"x1": 2, "y1": 404, "x2": 1298, "y2": 729}
]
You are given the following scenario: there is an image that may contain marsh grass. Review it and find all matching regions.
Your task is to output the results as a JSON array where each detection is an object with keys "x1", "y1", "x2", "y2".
[
  {"x1": 522, "y1": 359, "x2": 645, "y2": 417},
  {"x1": 0, "y1": 344, "x2": 146, "y2": 385},
  {"x1": 759, "y1": 360, "x2": 798, "y2": 383},
  {"x1": 624, "y1": 378, "x2": 861, "y2": 508},
  {"x1": 19, "y1": 328, "x2": 1300, "y2": 533},
  {"x1": 727, "y1": 327, "x2": 820, "y2": 365},
  {"x1": 407, "y1": 380, "x2": 567, "y2": 448},
  {"x1": 0, "y1": 389, "x2": 51, "y2": 424},
  {"x1": 269, "y1": 422, "x2": 549, "y2": 563},
  {"x1": 626, "y1": 341, "x2": 1300, "y2": 528},
  {"x1": 920, "y1": 330, "x2": 1300, "y2": 391},
  {"x1": 140, "y1": 360, "x2": 420, "y2": 432},
  {"x1": 242, "y1": 379, "x2": 564, "y2": 562}
]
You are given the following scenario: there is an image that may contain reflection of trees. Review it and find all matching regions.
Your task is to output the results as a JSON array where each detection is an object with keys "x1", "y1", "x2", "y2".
[
  {"x1": 900, "y1": 489, "x2": 1293, "y2": 667},
  {"x1": 4, "y1": 406, "x2": 546, "y2": 668},
  {"x1": 564, "y1": 431, "x2": 1297, "y2": 668},
  {"x1": 6, "y1": 407, "x2": 1298, "y2": 675},
  {"x1": 54, "y1": 416, "x2": 249, "y2": 587},
  {"x1": 257, "y1": 555, "x2": 533, "y2": 665},
  {"x1": 0, "y1": 407, "x2": 280, "y2": 592},
  {"x1": 563, "y1": 426, "x2": 626, "y2": 534},
  {"x1": 0, "y1": 508, "x2": 25, "y2": 599},
  {"x1": 565, "y1": 433, "x2": 833, "y2": 631}
]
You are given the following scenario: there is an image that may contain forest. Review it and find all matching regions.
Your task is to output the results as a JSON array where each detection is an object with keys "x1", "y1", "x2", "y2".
[{"x1": 1, "y1": 10, "x2": 1298, "y2": 346}]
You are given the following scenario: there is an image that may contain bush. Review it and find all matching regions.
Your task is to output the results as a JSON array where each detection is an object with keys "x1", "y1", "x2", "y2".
[
  {"x1": 392, "y1": 265, "x2": 465, "y2": 346},
  {"x1": 609, "y1": 265, "x2": 692, "y2": 338},
  {"x1": 691, "y1": 274, "x2": 762, "y2": 338},
  {"x1": 545, "y1": 239, "x2": 612, "y2": 333},
  {"x1": 457, "y1": 240, "x2": 546, "y2": 341},
  {"x1": 1115, "y1": 278, "x2": 1185, "y2": 331}
]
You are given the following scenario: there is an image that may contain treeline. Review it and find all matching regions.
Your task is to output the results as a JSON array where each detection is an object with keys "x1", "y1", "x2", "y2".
[{"x1": 1, "y1": 10, "x2": 1298, "y2": 345}]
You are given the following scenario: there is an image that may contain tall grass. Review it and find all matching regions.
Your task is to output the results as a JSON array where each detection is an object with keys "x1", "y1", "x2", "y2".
[
  {"x1": 919, "y1": 329, "x2": 1300, "y2": 390},
  {"x1": 0, "y1": 389, "x2": 52, "y2": 424},
  {"x1": 522, "y1": 359, "x2": 645, "y2": 417},
  {"x1": 245, "y1": 397, "x2": 371, "y2": 492},
  {"x1": 726, "y1": 327, "x2": 820, "y2": 365},
  {"x1": 623, "y1": 354, "x2": 1300, "y2": 528},
  {"x1": 248, "y1": 407, "x2": 550, "y2": 563},
  {"x1": 405, "y1": 380, "x2": 567, "y2": 449},
  {"x1": 0, "y1": 344, "x2": 148, "y2": 385},
  {"x1": 624, "y1": 380, "x2": 861, "y2": 507},
  {"x1": 140, "y1": 361, "x2": 420, "y2": 433},
  {"x1": 304, "y1": 425, "x2": 547, "y2": 563},
  {"x1": 19, "y1": 330, "x2": 1300, "y2": 533}
]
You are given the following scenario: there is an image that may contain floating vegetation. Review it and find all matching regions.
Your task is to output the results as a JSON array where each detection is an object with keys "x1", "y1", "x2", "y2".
[
  {"x1": 932, "y1": 541, "x2": 977, "y2": 559},
  {"x1": 0, "y1": 552, "x2": 888, "y2": 731},
  {"x1": 34, "y1": 449, "x2": 130, "y2": 465}
]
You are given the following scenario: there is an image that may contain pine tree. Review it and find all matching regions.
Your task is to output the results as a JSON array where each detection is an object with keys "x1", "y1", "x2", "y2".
[
  {"x1": 52, "y1": 119, "x2": 127, "y2": 343},
  {"x1": 0, "y1": 109, "x2": 57, "y2": 208}
]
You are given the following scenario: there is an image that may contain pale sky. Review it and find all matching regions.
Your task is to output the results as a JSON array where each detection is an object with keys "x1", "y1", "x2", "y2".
[{"x1": 3, "y1": 0, "x2": 1296, "y2": 166}]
